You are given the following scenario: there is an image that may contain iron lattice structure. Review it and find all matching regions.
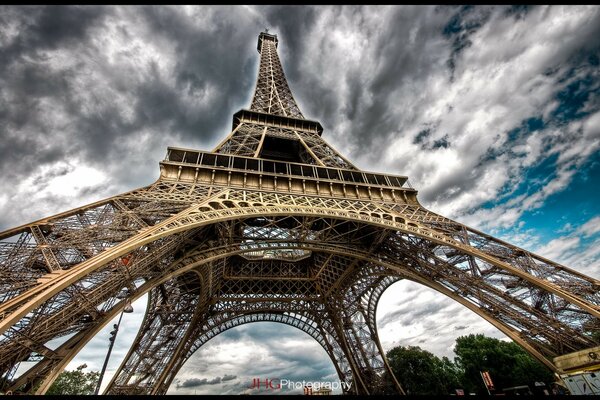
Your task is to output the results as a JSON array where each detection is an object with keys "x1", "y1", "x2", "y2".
[{"x1": 1, "y1": 32, "x2": 599, "y2": 395}]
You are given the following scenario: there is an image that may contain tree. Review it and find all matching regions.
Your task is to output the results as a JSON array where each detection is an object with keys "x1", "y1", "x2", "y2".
[
  {"x1": 582, "y1": 317, "x2": 600, "y2": 343},
  {"x1": 386, "y1": 345, "x2": 463, "y2": 395},
  {"x1": 453, "y1": 334, "x2": 554, "y2": 394},
  {"x1": 46, "y1": 364, "x2": 100, "y2": 395}
]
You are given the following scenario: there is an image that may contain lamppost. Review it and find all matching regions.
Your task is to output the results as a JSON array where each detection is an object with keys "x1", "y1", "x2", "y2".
[{"x1": 94, "y1": 298, "x2": 133, "y2": 395}]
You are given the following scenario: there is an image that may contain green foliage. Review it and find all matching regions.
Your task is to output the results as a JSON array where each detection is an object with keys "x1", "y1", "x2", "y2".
[
  {"x1": 386, "y1": 345, "x2": 462, "y2": 395},
  {"x1": 46, "y1": 364, "x2": 99, "y2": 395},
  {"x1": 386, "y1": 334, "x2": 555, "y2": 395},
  {"x1": 453, "y1": 334, "x2": 554, "y2": 394},
  {"x1": 583, "y1": 318, "x2": 600, "y2": 343}
]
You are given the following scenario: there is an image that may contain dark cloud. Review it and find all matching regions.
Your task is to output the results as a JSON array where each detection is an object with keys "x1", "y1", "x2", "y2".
[
  {"x1": 3, "y1": 5, "x2": 598, "y2": 231},
  {"x1": 0, "y1": 6, "x2": 107, "y2": 70},
  {"x1": 175, "y1": 322, "x2": 339, "y2": 394},
  {"x1": 0, "y1": 5, "x2": 254, "y2": 166},
  {"x1": 504, "y1": 5, "x2": 533, "y2": 19},
  {"x1": 378, "y1": 297, "x2": 453, "y2": 329},
  {"x1": 177, "y1": 374, "x2": 235, "y2": 388},
  {"x1": 273, "y1": 5, "x2": 454, "y2": 162},
  {"x1": 135, "y1": 6, "x2": 258, "y2": 139},
  {"x1": 442, "y1": 5, "x2": 493, "y2": 80},
  {"x1": 0, "y1": 7, "x2": 115, "y2": 190},
  {"x1": 0, "y1": 5, "x2": 260, "y2": 228},
  {"x1": 218, "y1": 327, "x2": 243, "y2": 341},
  {"x1": 2, "y1": 5, "x2": 599, "y2": 222}
]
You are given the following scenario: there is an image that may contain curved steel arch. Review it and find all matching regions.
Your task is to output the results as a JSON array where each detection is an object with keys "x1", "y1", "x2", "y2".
[
  {"x1": 159, "y1": 233, "x2": 598, "y2": 367},
  {"x1": 2, "y1": 192, "x2": 598, "y2": 339},
  {"x1": 9, "y1": 245, "x2": 571, "y2": 396},
  {"x1": 148, "y1": 312, "x2": 350, "y2": 394},
  {"x1": 105, "y1": 253, "x2": 600, "y2": 392},
  {"x1": 1, "y1": 201, "x2": 599, "y2": 394},
  {"x1": 5, "y1": 239, "x2": 384, "y2": 394},
  {"x1": 104, "y1": 247, "x2": 403, "y2": 394},
  {"x1": 0, "y1": 241, "x2": 596, "y2": 394},
  {"x1": 95, "y1": 225, "x2": 596, "y2": 394}
]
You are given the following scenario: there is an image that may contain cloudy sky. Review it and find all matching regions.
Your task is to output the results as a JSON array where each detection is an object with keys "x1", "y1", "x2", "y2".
[{"x1": 3, "y1": 4, "x2": 600, "y2": 395}]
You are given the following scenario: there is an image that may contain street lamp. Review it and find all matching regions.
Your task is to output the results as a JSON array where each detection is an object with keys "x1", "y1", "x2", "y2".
[{"x1": 94, "y1": 300, "x2": 133, "y2": 395}]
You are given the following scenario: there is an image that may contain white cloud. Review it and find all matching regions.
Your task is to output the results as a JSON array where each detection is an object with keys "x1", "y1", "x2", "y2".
[
  {"x1": 535, "y1": 236, "x2": 581, "y2": 262},
  {"x1": 168, "y1": 323, "x2": 340, "y2": 395},
  {"x1": 577, "y1": 216, "x2": 600, "y2": 237},
  {"x1": 376, "y1": 280, "x2": 510, "y2": 359},
  {"x1": 0, "y1": 160, "x2": 114, "y2": 229},
  {"x1": 533, "y1": 214, "x2": 600, "y2": 278}
]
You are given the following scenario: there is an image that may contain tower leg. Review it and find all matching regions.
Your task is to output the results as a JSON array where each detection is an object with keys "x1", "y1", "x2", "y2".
[
  {"x1": 328, "y1": 265, "x2": 406, "y2": 395},
  {"x1": 106, "y1": 273, "x2": 203, "y2": 394}
]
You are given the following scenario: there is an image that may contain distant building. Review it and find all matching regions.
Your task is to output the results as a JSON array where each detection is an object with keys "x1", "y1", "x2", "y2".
[{"x1": 304, "y1": 386, "x2": 332, "y2": 395}]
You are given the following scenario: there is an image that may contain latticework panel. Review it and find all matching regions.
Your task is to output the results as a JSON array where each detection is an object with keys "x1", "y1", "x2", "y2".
[
  {"x1": 107, "y1": 272, "x2": 203, "y2": 394},
  {"x1": 301, "y1": 133, "x2": 356, "y2": 169},
  {"x1": 212, "y1": 117, "x2": 356, "y2": 170},
  {"x1": 215, "y1": 123, "x2": 265, "y2": 157},
  {"x1": 250, "y1": 33, "x2": 304, "y2": 118},
  {"x1": 121, "y1": 264, "x2": 403, "y2": 396},
  {"x1": 1, "y1": 198, "x2": 598, "y2": 394}
]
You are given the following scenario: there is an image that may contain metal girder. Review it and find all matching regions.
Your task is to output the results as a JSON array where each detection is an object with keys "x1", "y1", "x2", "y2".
[
  {"x1": 1, "y1": 186, "x2": 599, "y2": 394},
  {"x1": 250, "y1": 32, "x2": 304, "y2": 119}
]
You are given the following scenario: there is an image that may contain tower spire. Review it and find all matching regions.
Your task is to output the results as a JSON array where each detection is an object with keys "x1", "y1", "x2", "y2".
[{"x1": 251, "y1": 31, "x2": 304, "y2": 118}]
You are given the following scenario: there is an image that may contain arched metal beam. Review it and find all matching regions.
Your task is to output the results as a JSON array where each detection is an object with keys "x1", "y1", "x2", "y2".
[
  {"x1": 3, "y1": 206, "x2": 598, "y2": 392},
  {"x1": 2, "y1": 192, "x2": 597, "y2": 339},
  {"x1": 3, "y1": 238, "x2": 586, "y2": 392}
]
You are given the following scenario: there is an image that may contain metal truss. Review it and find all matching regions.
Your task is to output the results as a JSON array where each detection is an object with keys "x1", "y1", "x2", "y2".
[
  {"x1": 250, "y1": 32, "x2": 304, "y2": 119},
  {"x1": 1, "y1": 31, "x2": 599, "y2": 395}
]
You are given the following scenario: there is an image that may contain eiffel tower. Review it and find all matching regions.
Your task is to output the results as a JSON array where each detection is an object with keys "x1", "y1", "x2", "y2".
[{"x1": 1, "y1": 31, "x2": 599, "y2": 395}]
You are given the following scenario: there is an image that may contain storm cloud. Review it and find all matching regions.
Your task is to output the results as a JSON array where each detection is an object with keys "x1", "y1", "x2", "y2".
[{"x1": 177, "y1": 374, "x2": 237, "y2": 388}]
